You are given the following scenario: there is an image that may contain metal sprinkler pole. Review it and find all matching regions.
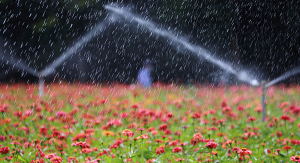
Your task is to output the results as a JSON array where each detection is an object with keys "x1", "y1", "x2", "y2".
[
  {"x1": 39, "y1": 73, "x2": 45, "y2": 97},
  {"x1": 261, "y1": 81, "x2": 266, "y2": 122}
]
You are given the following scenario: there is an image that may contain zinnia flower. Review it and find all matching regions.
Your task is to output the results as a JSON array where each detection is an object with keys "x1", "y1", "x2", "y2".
[
  {"x1": 238, "y1": 148, "x2": 252, "y2": 157},
  {"x1": 283, "y1": 145, "x2": 292, "y2": 150},
  {"x1": 0, "y1": 146, "x2": 9, "y2": 154},
  {"x1": 50, "y1": 156, "x2": 63, "y2": 163},
  {"x1": 193, "y1": 133, "x2": 203, "y2": 140},
  {"x1": 175, "y1": 158, "x2": 185, "y2": 162},
  {"x1": 31, "y1": 158, "x2": 45, "y2": 163},
  {"x1": 155, "y1": 145, "x2": 165, "y2": 155},
  {"x1": 281, "y1": 115, "x2": 290, "y2": 121},
  {"x1": 247, "y1": 116, "x2": 256, "y2": 122},
  {"x1": 172, "y1": 146, "x2": 183, "y2": 153},
  {"x1": 122, "y1": 129, "x2": 134, "y2": 137},
  {"x1": 291, "y1": 155, "x2": 300, "y2": 162},
  {"x1": 205, "y1": 142, "x2": 218, "y2": 149}
]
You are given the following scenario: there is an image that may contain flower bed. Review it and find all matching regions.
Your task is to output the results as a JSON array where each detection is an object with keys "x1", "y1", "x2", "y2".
[{"x1": 0, "y1": 83, "x2": 299, "y2": 162}]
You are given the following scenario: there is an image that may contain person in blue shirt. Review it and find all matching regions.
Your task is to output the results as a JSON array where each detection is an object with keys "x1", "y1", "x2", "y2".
[{"x1": 137, "y1": 59, "x2": 152, "y2": 87}]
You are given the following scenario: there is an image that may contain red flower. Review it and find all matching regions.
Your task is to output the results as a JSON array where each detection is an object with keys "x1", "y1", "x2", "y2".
[
  {"x1": 205, "y1": 142, "x2": 218, "y2": 149},
  {"x1": 237, "y1": 105, "x2": 244, "y2": 111},
  {"x1": 158, "y1": 124, "x2": 168, "y2": 131},
  {"x1": 238, "y1": 148, "x2": 252, "y2": 157},
  {"x1": 125, "y1": 158, "x2": 132, "y2": 162},
  {"x1": 45, "y1": 153, "x2": 57, "y2": 159},
  {"x1": 191, "y1": 112, "x2": 201, "y2": 119},
  {"x1": 283, "y1": 145, "x2": 292, "y2": 150},
  {"x1": 190, "y1": 138, "x2": 198, "y2": 146},
  {"x1": 0, "y1": 135, "x2": 7, "y2": 141},
  {"x1": 291, "y1": 155, "x2": 300, "y2": 162},
  {"x1": 175, "y1": 131, "x2": 182, "y2": 136},
  {"x1": 193, "y1": 133, "x2": 203, "y2": 140},
  {"x1": 155, "y1": 145, "x2": 165, "y2": 155},
  {"x1": 71, "y1": 141, "x2": 90, "y2": 148},
  {"x1": 82, "y1": 148, "x2": 93, "y2": 154},
  {"x1": 280, "y1": 115, "x2": 290, "y2": 121},
  {"x1": 122, "y1": 129, "x2": 134, "y2": 137},
  {"x1": 50, "y1": 156, "x2": 63, "y2": 163},
  {"x1": 0, "y1": 146, "x2": 9, "y2": 154},
  {"x1": 39, "y1": 126, "x2": 48, "y2": 136},
  {"x1": 169, "y1": 140, "x2": 178, "y2": 146},
  {"x1": 172, "y1": 146, "x2": 183, "y2": 153},
  {"x1": 30, "y1": 158, "x2": 44, "y2": 163},
  {"x1": 0, "y1": 104, "x2": 8, "y2": 113},
  {"x1": 232, "y1": 147, "x2": 240, "y2": 153},
  {"x1": 247, "y1": 116, "x2": 256, "y2": 122}
]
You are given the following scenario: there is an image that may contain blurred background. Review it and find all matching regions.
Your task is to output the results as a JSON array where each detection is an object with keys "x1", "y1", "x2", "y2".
[{"x1": 0, "y1": 0, "x2": 299, "y2": 85}]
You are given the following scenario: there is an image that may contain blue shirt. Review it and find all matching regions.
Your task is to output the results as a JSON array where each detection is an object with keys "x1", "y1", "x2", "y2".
[{"x1": 137, "y1": 68, "x2": 152, "y2": 87}]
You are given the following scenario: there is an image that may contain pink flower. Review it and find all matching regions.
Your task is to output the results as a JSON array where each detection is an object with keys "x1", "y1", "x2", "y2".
[
  {"x1": 56, "y1": 111, "x2": 66, "y2": 118},
  {"x1": 290, "y1": 155, "x2": 300, "y2": 162},
  {"x1": 122, "y1": 129, "x2": 134, "y2": 137},
  {"x1": 50, "y1": 156, "x2": 63, "y2": 163},
  {"x1": 205, "y1": 142, "x2": 218, "y2": 149}
]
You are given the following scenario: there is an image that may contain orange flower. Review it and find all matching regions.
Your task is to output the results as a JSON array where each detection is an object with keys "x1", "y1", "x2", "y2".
[
  {"x1": 137, "y1": 134, "x2": 149, "y2": 140},
  {"x1": 226, "y1": 140, "x2": 234, "y2": 145},
  {"x1": 102, "y1": 131, "x2": 114, "y2": 137},
  {"x1": 212, "y1": 151, "x2": 218, "y2": 155}
]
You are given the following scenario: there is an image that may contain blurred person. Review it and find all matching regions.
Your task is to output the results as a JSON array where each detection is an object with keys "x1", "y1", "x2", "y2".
[{"x1": 137, "y1": 59, "x2": 152, "y2": 87}]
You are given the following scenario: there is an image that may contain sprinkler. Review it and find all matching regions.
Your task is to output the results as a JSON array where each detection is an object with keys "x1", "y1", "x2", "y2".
[
  {"x1": 260, "y1": 81, "x2": 267, "y2": 122},
  {"x1": 39, "y1": 73, "x2": 45, "y2": 97}
]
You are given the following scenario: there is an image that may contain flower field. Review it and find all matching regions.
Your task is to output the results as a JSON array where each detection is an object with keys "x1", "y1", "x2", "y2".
[{"x1": 0, "y1": 83, "x2": 300, "y2": 163}]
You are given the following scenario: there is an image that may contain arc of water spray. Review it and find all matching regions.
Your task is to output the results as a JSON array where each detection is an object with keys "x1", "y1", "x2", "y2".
[
  {"x1": 265, "y1": 66, "x2": 300, "y2": 88},
  {"x1": 1, "y1": 16, "x2": 116, "y2": 97},
  {"x1": 35, "y1": 16, "x2": 115, "y2": 97},
  {"x1": 40, "y1": 15, "x2": 116, "y2": 77},
  {"x1": 104, "y1": 4, "x2": 259, "y2": 86},
  {"x1": 0, "y1": 51, "x2": 39, "y2": 77}
]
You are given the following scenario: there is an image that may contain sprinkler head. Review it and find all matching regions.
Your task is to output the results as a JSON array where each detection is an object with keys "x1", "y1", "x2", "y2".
[
  {"x1": 237, "y1": 71, "x2": 259, "y2": 86},
  {"x1": 260, "y1": 80, "x2": 267, "y2": 89},
  {"x1": 39, "y1": 72, "x2": 45, "y2": 78},
  {"x1": 250, "y1": 79, "x2": 259, "y2": 86}
]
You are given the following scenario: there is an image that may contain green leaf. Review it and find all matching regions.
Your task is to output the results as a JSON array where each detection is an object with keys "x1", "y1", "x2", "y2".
[
  {"x1": 252, "y1": 156, "x2": 257, "y2": 161},
  {"x1": 17, "y1": 156, "x2": 28, "y2": 163}
]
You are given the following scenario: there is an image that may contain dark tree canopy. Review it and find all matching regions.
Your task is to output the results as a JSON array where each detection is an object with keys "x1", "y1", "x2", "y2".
[{"x1": 0, "y1": 0, "x2": 299, "y2": 84}]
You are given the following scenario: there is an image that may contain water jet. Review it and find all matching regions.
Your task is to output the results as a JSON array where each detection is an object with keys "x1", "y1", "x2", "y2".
[
  {"x1": 104, "y1": 4, "x2": 259, "y2": 86},
  {"x1": 265, "y1": 66, "x2": 300, "y2": 88}
]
